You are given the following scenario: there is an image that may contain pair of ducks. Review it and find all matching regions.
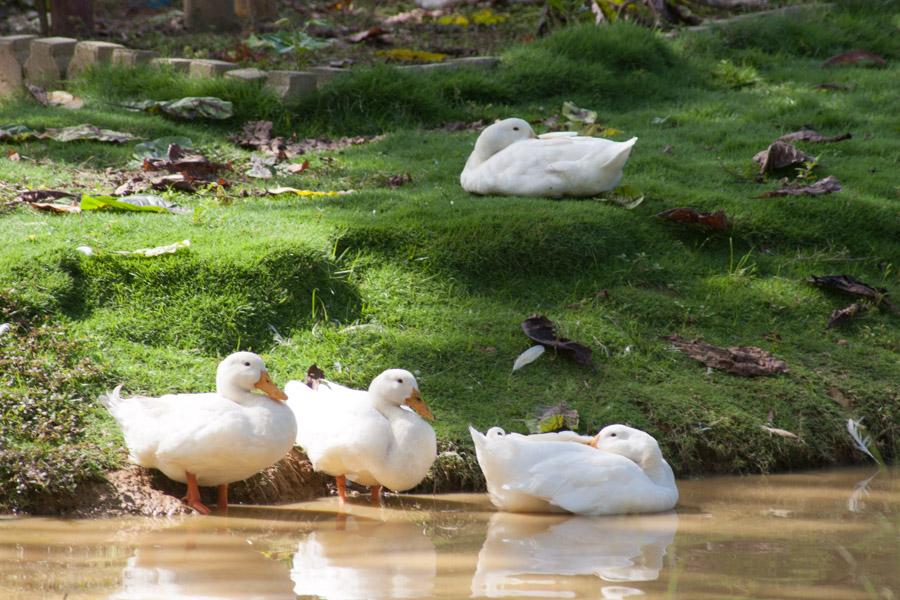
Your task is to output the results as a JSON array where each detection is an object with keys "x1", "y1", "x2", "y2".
[{"x1": 103, "y1": 352, "x2": 677, "y2": 516}]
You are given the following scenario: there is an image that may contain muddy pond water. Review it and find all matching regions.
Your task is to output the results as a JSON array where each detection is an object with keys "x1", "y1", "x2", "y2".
[{"x1": 1, "y1": 466, "x2": 897, "y2": 599}]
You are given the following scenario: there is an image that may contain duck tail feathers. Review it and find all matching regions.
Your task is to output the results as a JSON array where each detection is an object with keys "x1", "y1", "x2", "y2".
[
  {"x1": 98, "y1": 384, "x2": 124, "y2": 411},
  {"x1": 601, "y1": 137, "x2": 637, "y2": 173}
]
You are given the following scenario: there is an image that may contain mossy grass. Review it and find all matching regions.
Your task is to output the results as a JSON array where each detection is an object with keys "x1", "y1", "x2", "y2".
[{"x1": 1, "y1": 2, "x2": 898, "y2": 510}]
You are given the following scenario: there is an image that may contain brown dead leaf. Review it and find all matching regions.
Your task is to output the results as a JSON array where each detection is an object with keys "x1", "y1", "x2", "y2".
[
  {"x1": 777, "y1": 128, "x2": 851, "y2": 143},
  {"x1": 18, "y1": 189, "x2": 75, "y2": 202},
  {"x1": 813, "y1": 83, "x2": 851, "y2": 91},
  {"x1": 760, "y1": 175, "x2": 841, "y2": 198},
  {"x1": 387, "y1": 173, "x2": 412, "y2": 188},
  {"x1": 285, "y1": 160, "x2": 310, "y2": 174},
  {"x1": 656, "y1": 207, "x2": 729, "y2": 230},
  {"x1": 753, "y1": 141, "x2": 813, "y2": 174},
  {"x1": 144, "y1": 156, "x2": 227, "y2": 180},
  {"x1": 522, "y1": 315, "x2": 593, "y2": 367},
  {"x1": 27, "y1": 84, "x2": 48, "y2": 106},
  {"x1": 305, "y1": 364, "x2": 326, "y2": 390},
  {"x1": 809, "y1": 275, "x2": 894, "y2": 311},
  {"x1": 665, "y1": 334, "x2": 789, "y2": 377},
  {"x1": 6, "y1": 149, "x2": 20, "y2": 162},
  {"x1": 827, "y1": 302, "x2": 870, "y2": 328},
  {"x1": 47, "y1": 91, "x2": 84, "y2": 110},
  {"x1": 826, "y1": 387, "x2": 851, "y2": 408},
  {"x1": 822, "y1": 50, "x2": 886, "y2": 68},
  {"x1": 347, "y1": 26, "x2": 389, "y2": 43},
  {"x1": 760, "y1": 425, "x2": 800, "y2": 440},
  {"x1": 28, "y1": 202, "x2": 80, "y2": 214}
]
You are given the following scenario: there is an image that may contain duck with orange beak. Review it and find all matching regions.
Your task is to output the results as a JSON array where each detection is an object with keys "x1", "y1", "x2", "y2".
[
  {"x1": 100, "y1": 352, "x2": 297, "y2": 514},
  {"x1": 286, "y1": 368, "x2": 437, "y2": 503}
]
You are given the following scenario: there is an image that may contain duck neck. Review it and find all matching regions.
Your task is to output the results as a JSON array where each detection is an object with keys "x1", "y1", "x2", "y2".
[
  {"x1": 216, "y1": 377, "x2": 253, "y2": 404},
  {"x1": 640, "y1": 456, "x2": 674, "y2": 487},
  {"x1": 465, "y1": 137, "x2": 496, "y2": 170},
  {"x1": 371, "y1": 395, "x2": 404, "y2": 420}
]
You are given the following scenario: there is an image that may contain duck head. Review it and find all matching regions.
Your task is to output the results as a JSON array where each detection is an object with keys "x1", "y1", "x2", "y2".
[
  {"x1": 216, "y1": 351, "x2": 287, "y2": 403},
  {"x1": 469, "y1": 118, "x2": 537, "y2": 163},
  {"x1": 369, "y1": 369, "x2": 434, "y2": 421},
  {"x1": 589, "y1": 424, "x2": 662, "y2": 469}
]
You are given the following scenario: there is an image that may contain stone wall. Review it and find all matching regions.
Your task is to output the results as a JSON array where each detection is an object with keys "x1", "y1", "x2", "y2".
[{"x1": 0, "y1": 34, "x2": 499, "y2": 104}]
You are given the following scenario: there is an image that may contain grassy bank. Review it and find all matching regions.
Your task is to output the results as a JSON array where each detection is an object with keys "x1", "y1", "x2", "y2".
[{"x1": 1, "y1": 1, "x2": 898, "y2": 512}]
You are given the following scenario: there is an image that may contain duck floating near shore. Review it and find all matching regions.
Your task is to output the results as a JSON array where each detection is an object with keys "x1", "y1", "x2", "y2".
[
  {"x1": 470, "y1": 424, "x2": 678, "y2": 515},
  {"x1": 286, "y1": 368, "x2": 436, "y2": 503},
  {"x1": 460, "y1": 118, "x2": 637, "y2": 197},
  {"x1": 100, "y1": 352, "x2": 296, "y2": 514}
]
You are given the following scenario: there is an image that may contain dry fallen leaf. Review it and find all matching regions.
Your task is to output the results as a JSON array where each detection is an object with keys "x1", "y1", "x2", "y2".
[
  {"x1": 822, "y1": 50, "x2": 887, "y2": 68},
  {"x1": 387, "y1": 173, "x2": 412, "y2": 188},
  {"x1": 6, "y1": 149, "x2": 20, "y2": 162},
  {"x1": 656, "y1": 207, "x2": 728, "y2": 230},
  {"x1": 27, "y1": 202, "x2": 80, "y2": 214},
  {"x1": 347, "y1": 26, "x2": 389, "y2": 43},
  {"x1": 760, "y1": 425, "x2": 800, "y2": 440},
  {"x1": 777, "y1": 128, "x2": 851, "y2": 144},
  {"x1": 665, "y1": 334, "x2": 788, "y2": 377},
  {"x1": 809, "y1": 275, "x2": 894, "y2": 311},
  {"x1": 522, "y1": 315, "x2": 593, "y2": 367},
  {"x1": 760, "y1": 175, "x2": 841, "y2": 198},
  {"x1": 305, "y1": 364, "x2": 326, "y2": 389},
  {"x1": 753, "y1": 141, "x2": 813, "y2": 174},
  {"x1": 828, "y1": 302, "x2": 870, "y2": 328},
  {"x1": 47, "y1": 91, "x2": 84, "y2": 110},
  {"x1": 18, "y1": 189, "x2": 74, "y2": 202},
  {"x1": 284, "y1": 160, "x2": 310, "y2": 174}
]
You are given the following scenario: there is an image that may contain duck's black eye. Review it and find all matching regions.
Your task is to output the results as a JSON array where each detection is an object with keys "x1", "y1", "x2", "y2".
[
  {"x1": 513, "y1": 126, "x2": 519, "y2": 131},
  {"x1": 244, "y1": 362, "x2": 251, "y2": 367},
  {"x1": 610, "y1": 433, "x2": 617, "y2": 437},
  {"x1": 397, "y1": 378, "x2": 404, "y2": 384}
]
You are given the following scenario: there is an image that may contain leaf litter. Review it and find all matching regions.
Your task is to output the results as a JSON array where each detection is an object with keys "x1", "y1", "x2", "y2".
[
  {"x1": 656, "y1": 207, "x2": 728, "y2": 230},
  {"x1": 522, "y1": 315, "x2": 593, "y2": 367},
  {"x1": 665, "y1": 334, "x2": 788, "y2": 377},
  {"x1": 753, "y1": 141, "x2": 813, "y2": 175},
  {"x1": 808, "y1": 274, "x2": 895, "y2": 327},
  {"x1": 525, "y1": 401, "x2": 579, "y2": 434},
  {"x1": 759, "y1": 175, "x2": 841, "y2": 198},
  {"x1": 777, "y1": 128, "x2": 851, "y2": 144}
]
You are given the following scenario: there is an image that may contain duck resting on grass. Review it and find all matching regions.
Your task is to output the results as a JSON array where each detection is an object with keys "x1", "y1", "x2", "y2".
[
  {"x1": 460, "y1": 117, "x2": 637, "y2": 197},
  {"x1": 286, "y1": 367, "x2": 436, "y2": 503},
  {"x1": 100, "y1": 352, "x2": 296, "y2": 514},
  {"x1": 470, "y1": 424, "x2": 678, "y2": 515}
]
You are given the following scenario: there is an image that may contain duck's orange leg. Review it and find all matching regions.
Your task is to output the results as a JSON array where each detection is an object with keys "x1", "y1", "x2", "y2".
[
  {"x1": 370, "y1": 485, "x2": 382, "y2": 505},
  {"x1": 182, "y1": 472, "x2": 211, "y2": 515},
  {"x1": 217, "y1": 484, "x2": 228, "y2": 510},
  {"x1": 335, "y1": 475, "x2": 347, "y2": 503}
]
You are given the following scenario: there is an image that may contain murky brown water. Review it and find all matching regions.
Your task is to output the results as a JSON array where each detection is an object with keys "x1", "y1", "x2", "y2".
[{"x1": 1, "y1": 467, "x2": 897, "y2": 599}]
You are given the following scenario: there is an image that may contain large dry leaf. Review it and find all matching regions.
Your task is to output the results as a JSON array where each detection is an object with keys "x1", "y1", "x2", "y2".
[
  {"x1": 525, "y1": 401, "x2": 579, "y2": 434},
  {"x1": 143, "y1": 155, "x2": 227, "y2": 180},
  {"x1": 347, "y1": 26, "x2": 389, "y2": 43},
  {"x1": 562, "y1": 101, "x2": 597, "y2": 125},
  {"x1": 656, "y1": 207, "x2": 728, "y2": 230},
  {"x1": 760, "y1": 175, "x2": 841, "y2": 198},
  {"x1": 44, "y1": 124, "x2": 138, "y2": 144},
  {"x1": 522, "y1": 315, "x2": 593, "y2": 367},
  {"x1": 305, "y1": 364, "x2": 326, "y2": 389},
  {"x1": 387, "y1": 173, "x2": 412, "y2": 188},
  {"x1": 18, "y1": 189, "x2": 75, "y2": 203},
  {"x1": 753, "y1": 141, "x2": 813, "y2": 174},
  {"x1": 126, "y1": 97, "x2": 234, "y2": 120},
  {"x1": 777, "y1": 128, "x2": 851, "y2": 143},
  {"x1": 27, "y1": 202, "x2": 80, "y2": 214},
  {"x1": 822, "y1": 50, "x2": 887, "y2": 68},
  {"x1": 26, "y1": 84, "x2": 48, "y2": 106},
  {"x1": 665, "y1": 334, "x2": 788, "y2": 377},
  {"x1": 827, "y1": 302, "x2": 870, "y2": 328},
  {"x1": 809, "y1": 275, "x2": 893, "y2": 307},
  {"x1": 230, "y1": 121, "x2": 379, "y2": 160},
  {"x1": 47, "y1": 91, "x2": 83, "y2": 110}
]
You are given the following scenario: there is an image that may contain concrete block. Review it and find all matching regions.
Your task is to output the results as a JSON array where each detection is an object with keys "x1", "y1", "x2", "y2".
[
  {"x1": 189, "y1": 59, "x2": 235, "y2": 78},
  {"x1": 67, "y1": 40, "x2": 123, "y2": 77},
  {"x1": 184, "y1": 0, "x2": 240, "y2": 32},
  {"x1": 265, "y1": 70, "x2": 317, "y2": 102},
  {"x1": 23, "y1": 37, "x2": 77, "y2": 87},
  {"x1": 224, "y1": 67, "x2": 267, "y2": 83},
  {"x1": 151, "y1": 57, "x2": 192, "y2": 73},
  {"x1": 112, "y1": 48, "x2": 158, "y2": 67},
  {"x1": 308, "y1": 66, "x2": 347, "y2": 89},
  {"x1": 0, "y1": 35, "x2": 37, "y2": 96}
]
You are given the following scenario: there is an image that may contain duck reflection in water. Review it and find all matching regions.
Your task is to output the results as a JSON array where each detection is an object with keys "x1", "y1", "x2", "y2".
[
  {"x1": 471, "y1": 511, "x2": 678, "y2": 598},
  {"x1": 290, "y1": 516, "x2": 437, "y2": 599},
  {"x1": 107, "y1": 523, "x2": 295, "y2": 600}
]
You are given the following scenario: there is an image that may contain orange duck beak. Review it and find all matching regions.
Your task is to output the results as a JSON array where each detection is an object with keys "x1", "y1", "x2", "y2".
[{"x1": 254, "y1": 371, "x2": 287, "y2": 401}]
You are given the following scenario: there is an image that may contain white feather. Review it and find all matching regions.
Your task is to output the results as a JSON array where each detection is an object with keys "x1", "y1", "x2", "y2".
[
  {"x1": 846, "y1": 418, "x2": 880, "y2": 464},
  {"x1": 512, "y1": 345, "x2": 545, "y2": 372}
]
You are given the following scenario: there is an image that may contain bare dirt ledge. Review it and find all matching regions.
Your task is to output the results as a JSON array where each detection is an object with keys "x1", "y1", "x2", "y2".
[{"x1": 24, "y1": 449, "x2": 330, "y2": 517}]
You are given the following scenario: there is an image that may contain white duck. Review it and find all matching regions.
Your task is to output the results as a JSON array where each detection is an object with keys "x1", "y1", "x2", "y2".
[
  {"x1": 460, "y1": 118, "x2": 637, "y2": 197},
  {"x1": 100, "y1": 352, "x2": 297, "y2": 514},
  {"x1": 285, "y1": 369, "x2": 436, "y2": 502},
  {"x1": 470, "y1": 424, "x2": 678, "y2": 515}
]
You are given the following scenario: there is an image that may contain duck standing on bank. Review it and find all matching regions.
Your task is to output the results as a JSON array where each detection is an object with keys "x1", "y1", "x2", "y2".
[
  {"x1": 286, "y1": 368, "x2": 436, "y2": 503},
  {"x1": 100, "y1": 352, "x2": 297, "y2": 514},
  {"x1": 460, "y1": 118, "x2": 637, "y2": 197},
  {"x1": 470, "y1": 424, "x2": 678, "y2": 515}
]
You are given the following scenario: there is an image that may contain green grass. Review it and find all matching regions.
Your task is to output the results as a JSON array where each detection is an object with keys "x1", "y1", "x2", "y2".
[{"x1": 1, "y1": 1, "x2": 898, "y2": 511}]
